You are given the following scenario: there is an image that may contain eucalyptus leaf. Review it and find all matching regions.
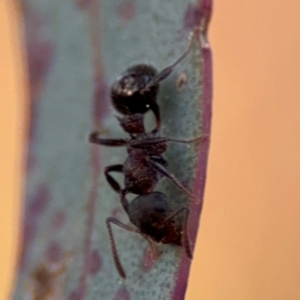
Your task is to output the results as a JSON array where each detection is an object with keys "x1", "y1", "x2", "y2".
[{"x1": 13, "y1": 0, "x2": 212, "y2": 299}]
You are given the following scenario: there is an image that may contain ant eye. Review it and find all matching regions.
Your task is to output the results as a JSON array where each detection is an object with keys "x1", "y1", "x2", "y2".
[{"x1": 154, "y1": 199, "x2": 167, "y2": 213}]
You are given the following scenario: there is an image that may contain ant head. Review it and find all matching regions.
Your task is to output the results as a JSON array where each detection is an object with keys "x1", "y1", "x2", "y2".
[
  {"x1": 111, "y1": 64, "x2": 159, "y2": 116},
  {"x1": 126, "y1": 192, "x2": 181, "y2": 244},
  {"x1": 116, "y1": 113, "x2": 145, "y2": 134}
]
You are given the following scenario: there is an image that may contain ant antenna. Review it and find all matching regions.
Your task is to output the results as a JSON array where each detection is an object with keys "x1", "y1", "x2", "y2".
[
  {"x1": 141, "y1": 29, "x2": 199, "y2": 92},
  {"x1": 149, "y1": 161, "x2": 199, "y2": 204}
]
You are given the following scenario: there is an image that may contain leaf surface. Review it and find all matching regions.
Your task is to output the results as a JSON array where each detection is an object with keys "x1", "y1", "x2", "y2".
[{"x1": 13, "y1": 0, "x2": 213, "y2": 299}]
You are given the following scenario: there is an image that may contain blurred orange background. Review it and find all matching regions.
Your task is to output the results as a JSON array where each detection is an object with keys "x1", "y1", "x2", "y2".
[{"x1": 1, "y1": 0, "x2": 300, "y2": 299}]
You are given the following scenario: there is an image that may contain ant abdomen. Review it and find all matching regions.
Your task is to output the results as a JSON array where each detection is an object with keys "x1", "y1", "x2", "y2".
[
  {"x1": 123, "y1": 156, "x2": 160, "y2": 195},
  {"x1": 106, "y1": 191, "x2": 192, "y2": 278},
  {"x1": 111, "y1": 64, "x2": 159, "y2": 116},
  {"x1": 126, "y1": 192, "x2": 182, "y2": 246}
]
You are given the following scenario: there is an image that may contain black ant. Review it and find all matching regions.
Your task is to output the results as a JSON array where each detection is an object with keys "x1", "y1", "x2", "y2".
[{"x1": 89, "y1": 31, "x2": 204, "y2": 277}]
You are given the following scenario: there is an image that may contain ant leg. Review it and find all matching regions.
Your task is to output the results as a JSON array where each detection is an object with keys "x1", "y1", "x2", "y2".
[
  {"x1": 141, "y1": 30, "x2": 198, "y2": 91},
  {"x1": 106, "y1": 217, "x2": 140, "y2": 278},
  {"x1": 105, "y1": 165, "x2": 123, "y2": 194},
  {"x1": 149, "y1": 160, "x2": 198, "y2": 203},
  {"x1": 89, "y1": 131, "x2": 128, "y2": 146},
  {"x1": 181, "y1": 207, "x2": 193, "y2": 259},
  {"x1": 149, "y1": 155, "x2": 168, "y2": 167},
  {"x1": 131, "y1": 137, "x2": 167, "y2": 148},
  {"x1": 165, "y1": 207, "x2": 192, "y2": 259},
  {"x1": 120, "y1": 189, "x2": 130, "y2": 212},
  {"x1": 131, "y1": 135, "x2": 208, "y2": 149},
  {"x1": 166, "y1": 135, "x2": 210, "y2": 144}
]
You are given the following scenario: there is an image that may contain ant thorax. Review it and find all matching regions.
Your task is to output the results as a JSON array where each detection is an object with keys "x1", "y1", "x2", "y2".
[
  {"x1": 128, "y1": 133, "x2": 168, "y2": 156},
  {"x1": 117, "y1": 113, "x2": 168, "y2": 155}
]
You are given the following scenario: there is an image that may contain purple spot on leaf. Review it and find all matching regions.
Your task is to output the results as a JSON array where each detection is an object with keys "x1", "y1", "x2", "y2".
[
  {"x1": 19, "y1": 222, "x2": 37, "y2": 268},
  {"x1": 76, "y1": 0, "x2": 92, "y2": 10},
  {"x1": 68, "y1": 288, "x2": 84, "y2": 300},
  {"x1": 20, "y1": 184, "x2": 50, "y2": 268},
  {"x1": 24, "y1": 7, "x2": 55, "y2": 173},
  {"x1": 46, "y1": 241, "x2": 63, "y2": 263},
  {"x1": 52, "y1": 210, "x2": 67, "y2": 230},
  {"x1": 25, "y1": 7, "x2": 54, "y2": 94},
  {"x1": 113, "y1": 286, "x2": 131, "y2": 300},
  {"x1": 29, "y1": 185, "x2": 50, "y2": 217},
  {"x1": 94, "y1": 79, "x2": 109, "y2": 123},
  {"x1": 117, "y1": 1, "x2": 136, "y2": 21},
  {"x1": 88, "y1": 249, "x2": 102, "y2": 275},
  {"x1": 28, "y1": 40, "x2": 54, "y2": 91}
]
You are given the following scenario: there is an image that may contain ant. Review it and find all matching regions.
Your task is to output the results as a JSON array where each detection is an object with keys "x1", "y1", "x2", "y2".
[{"x1": 89, "y1": 30, "x2": 204, "y2": 277}]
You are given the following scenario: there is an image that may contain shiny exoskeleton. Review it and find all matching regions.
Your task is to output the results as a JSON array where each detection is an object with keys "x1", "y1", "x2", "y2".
[
  {"x1": 110, "y1": 36, "x2": 195, "y2": 131},
  {"x1": 106, "y1": 191, "x2": 191, "y2": 278}
]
